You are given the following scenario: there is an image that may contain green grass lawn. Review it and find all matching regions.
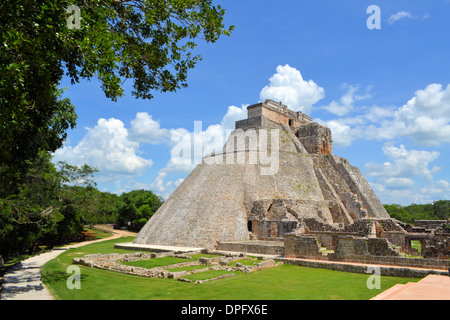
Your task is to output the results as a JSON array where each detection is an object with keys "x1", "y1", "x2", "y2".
[
  {"x1": 228, "y1": 259, "x2": 260, "y2": 266},
  {"x1": 167, "y1": 265, "x2": 209, "y2": 272},
  {"x1": 411, "y1": 240, "x2": 422, "y2": 253},
  {"x1": 87, "y1": 228, "x2": 113, "y2": 240},
  {"x1": 183, "y1": 270, "x2": 235, "y2": 282},
  {"x1": 42, "y1": 236, "x2": 420, "y2": 300},
  {"x1": 123, "y1": 254, "x2": 221, "y2": 269},
  {"x1": 123, "y1": 256, "x2": 194, "y2": 269}
]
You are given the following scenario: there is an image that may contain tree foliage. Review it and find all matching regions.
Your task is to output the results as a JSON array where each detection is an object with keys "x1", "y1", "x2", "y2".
[
  {"x1": 0, "y1": 152, "x2": 165, "y2": 259},
  {"x1": 0, "y1": 153, "x2": 113, "y2": 258},
  {"x1": 384, "y1": 201, "x2": 449, "y2": 224},
  {"x1": 116, "y1": 189, "x2": 164, "y2": 231},
  {"x1": 0, "y1": 0, "x2": 230, "y2": 260},
  {"x1": 0, "y1": 0, "x2": 233, "y2": 173}
]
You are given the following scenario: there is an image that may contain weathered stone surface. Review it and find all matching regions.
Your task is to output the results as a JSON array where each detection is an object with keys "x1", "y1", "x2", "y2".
[
  {"x1": 284, "y1": 234, "x2": 321, "y2": 258},
  {"x1": 134, "y1": 100, "x2": 389, "y2": 249},
  {"x1": 216, "y1": 240, "x2": 284, "y2": 255},
  {"x1": 73, "y1": 252, "x2": 280, "y2": 282},
  {"x1": 334, "y1": 236, "x2": 369, "y2": 257},
  {"x1": 296, "y1": 122, "x2": 332, "y2": 154},
  {"x1": 367, "y1": 238, "x2": 400, "y2": 256}
]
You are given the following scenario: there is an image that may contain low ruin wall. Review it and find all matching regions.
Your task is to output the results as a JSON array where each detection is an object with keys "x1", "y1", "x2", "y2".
[
  {"x1": 217, "y1": 241, "x2": 284, "y2": 256},
  {"x1": 310, "y1": 231, "x2": 361, "y2": 250},
  {"x1": 283, "y1": 234, "x2": 449, "y2": 274},
  {"x1": 415, "y1": 220, "x2": 448, "y2": 229},
  {"x1": 284, "y1": 234, "x2": 321, "y2": 258},
  {"x1": 328, "y1": 254, "x2": 449, "y2": 270},
  {"x1": 279, "y1": 257, "x2": 448, "y2": 278}
]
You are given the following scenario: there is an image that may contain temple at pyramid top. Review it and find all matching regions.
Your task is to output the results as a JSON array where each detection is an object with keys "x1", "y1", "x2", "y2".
[
  {"x1": 236, "y1": 99, "x2": 333, "y2": 155},
  {"x1": 236, "y1": 99, "x2": 312, "y2": 129}
]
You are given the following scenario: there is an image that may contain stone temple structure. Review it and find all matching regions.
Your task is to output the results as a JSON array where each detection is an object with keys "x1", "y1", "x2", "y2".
[{"x1": 134, "y1": 99, "x2": 391, "y2": 250}]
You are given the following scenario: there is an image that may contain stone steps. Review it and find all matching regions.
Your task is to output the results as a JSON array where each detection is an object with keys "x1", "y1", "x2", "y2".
[
  {"x1": 370, "y1": 282, "x2": 415, "y2": 300},
  {"x1": 371, "y1": 274, "x2": 450, "y2": 300}
]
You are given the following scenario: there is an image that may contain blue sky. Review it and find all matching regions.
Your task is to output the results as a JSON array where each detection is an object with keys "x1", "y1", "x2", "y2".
[{"x1": 54, "y1": 0, "x2": 450, "y2": 205}]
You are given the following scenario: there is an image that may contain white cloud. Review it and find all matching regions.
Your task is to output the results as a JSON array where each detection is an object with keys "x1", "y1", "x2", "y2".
[
  {"x1": 365, "y1": 143, "x2": 449, "y2": 204},
  {"x1": 438, "y1": 179, "x2": 449, "y2": 188},
  {"x1": 145, "y1": 104, "x2": 248, "y2": 198},
  {"x1": 317, "y1": 119, "x2": 355, "y2": 147},
  {"x1": 221, "y1": 104, "x2": 248, "y2": 131},
  {"x1": 53, "y1": 118, "x2": 153, "y2": 179},
  {"x1": 388, "y1": 11, "x2": 430, "y2": 25},
  {"x1": 129, "y1": 112, "x2": 170, "y2": 144},
  {"x1": 321, "y1": 84, "x2": 372, "y2": 116},
  {"x1": 366, "y1": 143, "x2": 440, "y2": 182},
  {"x1": 322, "y1": 83, "x2": 450, "y2": 147},
  {"x1": 165, "y1": 104, "x2": 248, "y2": 173},
  {"x1": 388, "y1": 11, "x2": 414, "y2": 24},
  {"x1": 259, "y1": 64, "x2": 324, "y2": 114},
  {"x1": 392, "y1": 84, "x2": 450, "y2": 145},
  {"x1": 383, "y1": 177, "x2": 415, "y2": 189},
  {"x1": 144, "y1": 171, "x2": 185, "y2": 199}
]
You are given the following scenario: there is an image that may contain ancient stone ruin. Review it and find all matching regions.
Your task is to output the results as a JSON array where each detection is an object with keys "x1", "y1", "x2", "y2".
[
  {"x1": 73, "y1": 250, "x2": 280, "y2": 284},
  {"x1": 132, "y1": 99, "x2": 448, "y2": 272},
  {"x1": 135, "y1": 99, "x2": 390, "y2": 247}
]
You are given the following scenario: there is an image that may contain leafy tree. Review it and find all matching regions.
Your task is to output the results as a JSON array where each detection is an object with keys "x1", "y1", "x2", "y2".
[
  {"x1": 383, "y1": 204, "x2": 412, "y2": 224},
  {"x1": 1, "y1": 1, "x2": 232, "y2": 253},
  {"x1": 385, "y1": 201, "x2": 449, "y2": 224},
  {"x1": 57, "y1": 161, "x2": 98, "y2": 187},
  {"x1": 403, "y1": 203, "x2": 435, "y2": 221},
  {"x1": 0, "y1": 153, "x2": 102, "y2": 257},
  {"x1": 116, "y1": 189, "x2": 163, "y2": 231},
  {"x1": 79, "y1": 188, "x2": 121, "y2": 225},
  {"x1": 117, "y1": 203, "x2": 139, "y2": 230},
  {"x1": 0, "y1": 0, "x2": 233, "y2": 174},
  {"x1": 433, "y1": 200, "x2": 449, "y2": 220},
  {"x1": 0, "y1": 152, "x2": 65, "y2": 256}
]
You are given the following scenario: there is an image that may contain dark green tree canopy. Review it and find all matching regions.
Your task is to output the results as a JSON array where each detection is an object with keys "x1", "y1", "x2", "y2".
[
  {"x1": 0, "y1": 0, "x2": 233, "y2": 172},
  {"x1": 384, "y1": 201, "x2": 449, "y2": 224},
  {"x1": 117, "y1": 189, "x2": 164, "y2": 231}
]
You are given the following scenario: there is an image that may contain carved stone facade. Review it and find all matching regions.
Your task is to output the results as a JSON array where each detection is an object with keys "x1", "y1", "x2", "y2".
[
  {"x1": 295, "y1": 122, "x2": 332, "y2": 154},
  {"x1": 236, "y1": 99, "x2": 332, "y2": 155}
]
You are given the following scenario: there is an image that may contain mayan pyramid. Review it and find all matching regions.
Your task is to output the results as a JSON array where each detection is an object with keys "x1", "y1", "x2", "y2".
[{"x1": 134, "y1": 99, "x2": 390, "y2": 249}]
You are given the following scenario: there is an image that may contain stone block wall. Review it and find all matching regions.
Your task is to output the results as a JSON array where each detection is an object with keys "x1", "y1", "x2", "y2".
[
  {"x1": 333, "y1": 236, "x2": 369, "y2": 257},
  {"x1": 367, "y1": 238, "x2": 400, "y2": 256},
  {"x1": 280, "y1": 257, "x2": 448, "y2": 278},
  {"x1": 309, "y1": 231, "x2": 361, "y2": 250},
  {"x1": 216, "y1": 241, "x2": 284, "y2": 256},
  {"x1": 415, "y1": 220, "x2": 448, "y2": 230},
  {"x1": 380, "y1": 231, "x2": 406, "y2": 248},
  {"x1": 296, "y1": 122, "x2": 332, "y2": 154},
  {"x1": 241, "y1": 100, "x2": 312, "y2": 131},
  {"x1": 284, "y1": 234, "x2": 321, "y2": 258}
]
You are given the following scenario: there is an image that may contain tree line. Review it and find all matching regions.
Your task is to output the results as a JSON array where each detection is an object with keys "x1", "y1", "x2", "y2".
[
  {"x1": 0, "y1": 152, "x2": 163, "y2": 260},
  {"x1": 383, "y1": 201, "x2": 449, "y2": 225}
]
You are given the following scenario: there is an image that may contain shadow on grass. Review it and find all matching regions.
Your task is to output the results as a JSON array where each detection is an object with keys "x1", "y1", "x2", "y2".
[{"x1": 42, "y1": 269, "x2": 90, "y2": 287}]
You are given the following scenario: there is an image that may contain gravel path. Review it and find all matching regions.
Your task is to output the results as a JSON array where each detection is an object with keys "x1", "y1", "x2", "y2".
[{"x1": 1, "y1": 228, "x2": 134, "y2": 300}]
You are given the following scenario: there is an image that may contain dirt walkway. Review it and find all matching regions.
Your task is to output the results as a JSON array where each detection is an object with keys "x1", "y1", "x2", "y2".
[{"x1": 0, "y1": 227, "x2": 136, "y2": 300}]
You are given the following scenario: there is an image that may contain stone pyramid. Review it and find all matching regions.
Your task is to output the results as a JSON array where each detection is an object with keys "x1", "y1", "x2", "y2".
[{"x1": 134, "y1": 100, "x2": 389, "y2": 249}]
